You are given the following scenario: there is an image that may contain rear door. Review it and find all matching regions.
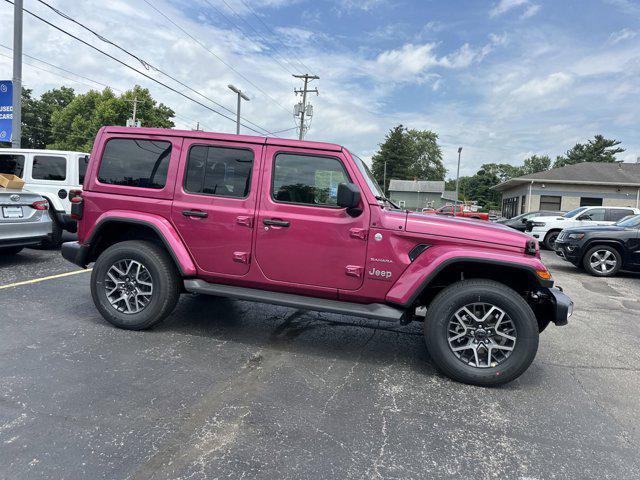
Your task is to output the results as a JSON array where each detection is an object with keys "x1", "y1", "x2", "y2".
[
  {"x1": 171, "y1": 138, "x2": 262, "y2": 277},
  {"x1": 26, "y1": 153, "x2": 71, "y2": 211},
  {"x1": 254, "y1": 146, "x2": 369, "y2": 291},
  {"x1": 606, "y1": 208, "x2": 635, "y2": 223}
]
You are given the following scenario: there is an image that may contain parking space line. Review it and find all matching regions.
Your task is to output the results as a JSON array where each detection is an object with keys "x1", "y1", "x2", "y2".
[{"x1": 0, "y1": 269, "x2": 92, "y2": 290}]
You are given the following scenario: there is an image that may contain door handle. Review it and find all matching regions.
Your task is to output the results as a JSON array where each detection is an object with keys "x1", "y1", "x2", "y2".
[
  {"x1": 263, "y1": 218, "x2": 290, "y2": 227},
  {"x1": 182, "y1": 210, "x2": 208, "y2": 218}
]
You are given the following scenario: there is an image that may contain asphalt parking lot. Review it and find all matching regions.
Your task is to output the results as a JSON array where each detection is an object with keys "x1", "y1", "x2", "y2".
[{"x1": 1, "y1": 248, "x2": 639, "y2": 479}]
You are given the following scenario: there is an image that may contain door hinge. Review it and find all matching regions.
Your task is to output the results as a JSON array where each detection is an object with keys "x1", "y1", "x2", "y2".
[
  {"x1": 233, "y1": 251, "x2": 251, "y2": 264},
  {"x1": 345, "y1": 265, "x2": 363, "y2": 278},
  {"x1": 349, "y1": 228, "x2": 368, "y2": 240},
  {"x1": 236, "y1": 216, "x2": 253, "y2": 228}
]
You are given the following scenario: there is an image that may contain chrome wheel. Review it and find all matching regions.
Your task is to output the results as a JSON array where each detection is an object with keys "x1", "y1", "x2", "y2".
[
  {"x1": 104, "y1": 259, "x2": 153, "y2": 314},
  {"x1": 447, "y1": 303, "x2": 517, "y2": 368},
  {"x1": 589, "y1": 249, "x2": 617, "y2": 273}
]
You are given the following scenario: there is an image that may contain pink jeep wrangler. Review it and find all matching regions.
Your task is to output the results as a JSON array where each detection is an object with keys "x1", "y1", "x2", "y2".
[{"x1": 62, "y1": 126, "x2": 572, "y2": 386}]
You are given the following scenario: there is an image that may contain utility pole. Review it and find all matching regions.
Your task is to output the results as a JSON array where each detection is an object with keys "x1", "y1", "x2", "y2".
[
  {"x1": 454, "y1": 147, "x2": 462, "y2": 215},
  {"x1": 11, "y1": 0, "x2": 22, "y2": 148},
  {"x1": 228, "y1": 84, "x2": 249, "y2": 135},
  {"x1": 293, "y1": 74, "x2": 319, "y2": 140},
  {"x1": 126, "y1": 96, "x2": 141, "y2": 127},
  {"x1": 383, "y1": 161, "x2": 387, "y2": 195}
]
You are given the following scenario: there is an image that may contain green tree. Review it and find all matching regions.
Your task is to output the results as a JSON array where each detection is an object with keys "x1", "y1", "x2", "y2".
[
  {"x1": 480, "y1": 163, "x2": 522, "y2": 182},
  {"x1": 553, "y1": 135, "x2": 624, "y2": 168},
  {"x1": 521, "y1": 154, "x2": 551, "y2": 175},
  {"x1": 21, "y1": 86, "x2": 75, "y2": 148},
  {"x1": 371, "y1": 125, "x2": 446, "y2": 192},
  {"x1": 49, "y1": 85, "x2": 175, "y2": 151}
]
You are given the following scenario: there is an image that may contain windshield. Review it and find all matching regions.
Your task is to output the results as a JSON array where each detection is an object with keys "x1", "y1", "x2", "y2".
[
  {"x1": 350, "y1": 152, "x2": 385, "y2": 198},
  {"x1": 616, "y1": 214, "x2": 640, "y2": 228},
  {"x1": 563, "y1": 207, "x2": 587, "y2": 218}
]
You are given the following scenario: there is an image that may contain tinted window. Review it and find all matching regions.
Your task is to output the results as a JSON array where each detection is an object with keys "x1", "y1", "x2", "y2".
[
  {"x1": 185, "y1": 145, "x2": 253, "y2": 198},
  {"x1": 564, "y1": 207, "x2": 587, "y2": 218},
  {"x1": 78, "y1": 155, "x2": 89, "y2": 185},
  {"x1": 0, "y1": 154, "x2": 25, "y2": 177},
  {"x1": 617, "y1": 215, "x2": 640, "y2": 228},
  {"x1": 580, "y1": 197, "x2": 603, "y2": 207},
  {"x1": 272, "y1": 154, "x2": 349, "y2": 206},
  {"x1": 32, "y1": 155, "x2": 66, "y2": 181},
  {"x1": 98, "y1": 139, "x2": 171, "y2": 189},
  {"x1": 607, "y1": 208, "x2": 634, "y2": 222},
  {"x1": 539, "y1": 195, "x2": 561, "y2": 211},
  {"x1": 581, "y1": 208, "x2": 605, "y2": 221}
]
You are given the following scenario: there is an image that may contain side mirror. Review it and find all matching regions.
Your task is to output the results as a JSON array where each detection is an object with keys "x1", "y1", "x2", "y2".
[
  {"x1": 577, "y1": 214, "x2": 590, "y2": 221},
  {"x1": 521, "y1": 218, "x2": 527, "y2": 223},
  {"x1": 337, "y1": 182, "x2": 362, "y2": 216}
]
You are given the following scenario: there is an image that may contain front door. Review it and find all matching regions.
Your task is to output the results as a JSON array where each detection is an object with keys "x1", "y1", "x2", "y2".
[
  {"x1": 171, "y1": 139, "x2": 262, "y2": 277},
  {"x1": 255, "y1": 146, "x2": 369, "y2": 291}
]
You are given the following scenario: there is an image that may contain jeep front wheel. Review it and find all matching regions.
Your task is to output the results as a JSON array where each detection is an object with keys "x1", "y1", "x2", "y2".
[
  {"x1": 90, "y1": 240, "x2": 180, "y2": 330},
  {"x1": 424, "y1": 279, "x2": 539, "y2": 387}
]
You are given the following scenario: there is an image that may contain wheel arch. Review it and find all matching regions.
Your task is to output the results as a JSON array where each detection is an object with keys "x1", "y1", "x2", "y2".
[
  {"x1": 84, "y1": 217, "x2": 196, "y2": 277},
  {"x1": 581, "y1": 240, "x2": 625, "y2": 265}
]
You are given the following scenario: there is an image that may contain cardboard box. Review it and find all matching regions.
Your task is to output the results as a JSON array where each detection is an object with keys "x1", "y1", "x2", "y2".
[{"x1": 0, "y1": 174, "x2": 25, "y2": 190}]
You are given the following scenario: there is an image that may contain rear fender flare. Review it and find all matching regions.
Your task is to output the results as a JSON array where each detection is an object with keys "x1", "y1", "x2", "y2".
[
  {"x1": 86, "y1": 211, "x2": 197, "y2": 276},
  {"x1": 385, "y1": 246, "x2": 550, "y2": 307}
]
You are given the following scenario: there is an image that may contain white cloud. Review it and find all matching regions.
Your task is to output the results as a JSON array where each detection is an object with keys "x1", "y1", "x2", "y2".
[
  {"x1": 490, "y1": 0, "x2": 540, "y2": 18},
  {"x1": 608, "y1": 28, "x2": 637, "y2": 45},
  {"x1": 512, "y1": 72, "x2": 573, "y2": 98}
]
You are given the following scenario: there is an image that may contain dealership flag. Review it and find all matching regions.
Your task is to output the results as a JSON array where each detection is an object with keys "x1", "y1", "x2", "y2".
[{"x1": 0, "y1": 81, "x2": 13, "y2": 142}]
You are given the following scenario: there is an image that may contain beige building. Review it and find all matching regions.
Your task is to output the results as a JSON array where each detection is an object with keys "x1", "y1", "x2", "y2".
[{"x1": 494, "y1": 162, "x2": 640, "y2": 218}]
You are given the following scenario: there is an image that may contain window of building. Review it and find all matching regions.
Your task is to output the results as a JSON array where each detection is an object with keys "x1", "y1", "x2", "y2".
[
  {"x1": 580, "y1": 197, "x2": 603, "y2": 207},
  {"x1": 502, "y1": 197, "x2": 518, "y2": 218},
  {"x1": 398, "y1": 200, "x2": 406, "y2": 208},
  {"x1": 580, "y1": 208, "x2": 605, "y2": 221},
  {"x1": 607, "y1": 208, "x2": 635, "y2": 222},
  {"x1": 78, "y1": 155, "x2": 89, "y2": 185},
  {"x1": 0, "y1": 154, "x2": 25, "y2": 177},
  {"x1": 520, "y1": 195, "x2": 526, "y2": 214},
  {"x1": 184, "y1": 145, "x2": 253, "y2": 198},
  {"x1": 98, "y1": 138, "x2": 172, "y2": 189},
  {"x1": 32, "y1": 155, "x2": 67, "y2": 181},
  {"x1": 272, "y1": 153, "x2": 349, "y2": 207},
  {"x1": 539, "y1": 195, "x2": 561, "y2": 211}
]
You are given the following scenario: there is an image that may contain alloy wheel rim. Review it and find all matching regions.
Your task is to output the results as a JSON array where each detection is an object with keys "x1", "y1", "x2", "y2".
[
  {"x1": 590, "y1": 250, "x2": 617, "y2": 273},
  {"x1": 447, "y1": 303, "x2": 517, "y2": 368},
  {"x1": 104, "y1": 259, "x2": 153, "y2": 314}
]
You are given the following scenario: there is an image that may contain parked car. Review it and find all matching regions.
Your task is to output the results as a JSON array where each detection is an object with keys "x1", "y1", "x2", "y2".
[
  {"x1": 525, "y1": 206, "x2": 640, "y2": 250},
  {"x1": 62, "y1": 126, "x2": 572, "y2": 387},
  {"x1": 423, "y1": 204, "x2": 490, "y2": 220},
  {"x1": 554, "y1": 214, "x2": 640, "y2": 277},
  {"x1": 498, "y1": 210, "x2": 564, "y2": 232},
  {"x1": 0, "y1": 188, "x2": 52, "y2": 255},
  {"x1": 0, "y1": 148, "x2": 90, "y2": 246}
]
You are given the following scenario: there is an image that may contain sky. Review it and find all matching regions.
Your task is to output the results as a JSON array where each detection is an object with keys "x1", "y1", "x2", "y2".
[{"x1": 0, "y1": 0, "x2": 639, "y2": 177}]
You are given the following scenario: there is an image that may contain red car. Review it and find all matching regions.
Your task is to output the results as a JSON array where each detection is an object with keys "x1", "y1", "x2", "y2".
[
  {"x1": 424, "y1": 205, "x2": 490, "y2": 220},
  {"x1": 62, "y1": 126, "x2": 572, "y2": 386}
]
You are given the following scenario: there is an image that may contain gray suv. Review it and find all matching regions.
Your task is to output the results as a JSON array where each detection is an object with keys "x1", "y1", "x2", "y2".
[{"x1": 0, "y1": 189, "x2": 52, "y2": 255}]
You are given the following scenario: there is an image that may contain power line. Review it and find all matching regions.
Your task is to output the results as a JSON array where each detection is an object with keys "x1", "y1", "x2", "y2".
[
  {"x1": 139, "y1": 0, "x2": 293, "y2": 118},
  {"x1": 237, "y1": 0, "x2": 312, "y2": 73},
  {"x1": 33, "y1": 0, "x2": 273, "y2": 136},
  {"x1": 4, "y1": 0, "x2": 269, "y2": 136}
]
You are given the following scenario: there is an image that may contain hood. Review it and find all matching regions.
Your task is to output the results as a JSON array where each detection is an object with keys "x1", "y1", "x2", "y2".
[
  {"x1": 529, "y1": 215, "x2": 567, "y2": 222},
  {"x1": 564, "y1": 225, "x2": 627, "y2": 233},
  {"x1": 406, "y1": 213, "x2": 533, "y2": 250}
]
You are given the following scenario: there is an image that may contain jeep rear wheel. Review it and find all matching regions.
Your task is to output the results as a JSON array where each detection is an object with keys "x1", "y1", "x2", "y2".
[
  {"x1": 90, "y1": 240, "x2": 180, "y2": 330},
  {"x1": 424, "y1": 279, "x2": 539, "y2": 387}
]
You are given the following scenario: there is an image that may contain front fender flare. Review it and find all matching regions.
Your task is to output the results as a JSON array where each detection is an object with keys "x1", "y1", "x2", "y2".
[
  {"x1": 385, "y1": 246, "x2": 551, "y2": 307},
  {"x1": 85, "y1": 211, "x2": 197, "y2": 276}
]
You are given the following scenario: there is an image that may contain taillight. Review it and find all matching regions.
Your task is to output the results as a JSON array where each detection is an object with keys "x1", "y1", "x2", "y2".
[
  {"x1": 69, "y1": 189, "x2": 83, "y2": 203},
  {"x1": 70, "y1": 190, "x2": 84, "y2": 220},
  {"x1": 31, "y1": 200, "x2": 49, "y2": 210}
]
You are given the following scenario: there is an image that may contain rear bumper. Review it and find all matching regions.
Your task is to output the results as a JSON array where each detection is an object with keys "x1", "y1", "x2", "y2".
[
  {"x1": 0, "y1": 214, "x2": 52, "y2": 248},
  {"x1": 61, "y1": 241, "x2": 90, "y2": 268}
]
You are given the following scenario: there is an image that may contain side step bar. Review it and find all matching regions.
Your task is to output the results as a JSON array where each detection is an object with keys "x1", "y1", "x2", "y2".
[{"x1": 184, "y1": 279, "x2": 406, "y2": 322}]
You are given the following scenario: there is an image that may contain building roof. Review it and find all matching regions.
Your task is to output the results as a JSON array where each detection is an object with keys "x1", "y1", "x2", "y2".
[
  {"x1": 388, "y1": 179, "x2": 445, "y2": 193},
  {"x1": 441, "y1": 190, "x2": 459, "y2": 201},
  {"x1": 494, "y1": 162, "x2": 640, "y2": 191}
]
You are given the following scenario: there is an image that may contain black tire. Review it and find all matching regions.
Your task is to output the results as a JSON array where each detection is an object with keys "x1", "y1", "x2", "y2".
[
  {"x1": 582, "y1": 245, "x2": 622, "y2": 277},
  {"x1": 41, "y1": 217, "x2": 63, "y2": 248},
  {"x1": 0, "y1": 246, "x2": 24, "y2": 256},
  {"x1": 90, "y1": 240, "x2": 181, "y2": 330},
  {"x1": 543, "y1": 230, "x2": 561, "y2": 250},
  {"x1": 424, "y1": 279, "x2": 539, "y2": 387}
]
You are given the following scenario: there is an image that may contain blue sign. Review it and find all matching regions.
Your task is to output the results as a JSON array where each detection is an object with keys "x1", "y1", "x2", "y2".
[{"x1": 0, "y1": 80, "x2": 13, "y2": 143}]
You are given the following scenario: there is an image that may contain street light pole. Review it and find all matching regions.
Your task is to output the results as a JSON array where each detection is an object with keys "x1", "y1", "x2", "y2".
[
  {"x1": 11, "y1": 0, "x2": 23, "y2": 148},
  {"x1": 228, "y1": 84, "x2": 249, "y2": 135},
  {"x1": 454, "y1": 147, "x2": 462, "y2": 214}
]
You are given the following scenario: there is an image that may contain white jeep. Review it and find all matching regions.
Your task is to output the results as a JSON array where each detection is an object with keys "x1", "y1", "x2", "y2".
[
  {"x1": 0, "y1": 148, "x2": 89, "y2": 246},
  {"x1": 525, "y1": 205, "x2": 640, "y2": 249}
]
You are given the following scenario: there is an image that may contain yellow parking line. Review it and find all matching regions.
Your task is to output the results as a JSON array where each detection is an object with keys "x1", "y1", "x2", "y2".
[{"x1": 0, "y1": 269, "x2": 92, "y2": 290}]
